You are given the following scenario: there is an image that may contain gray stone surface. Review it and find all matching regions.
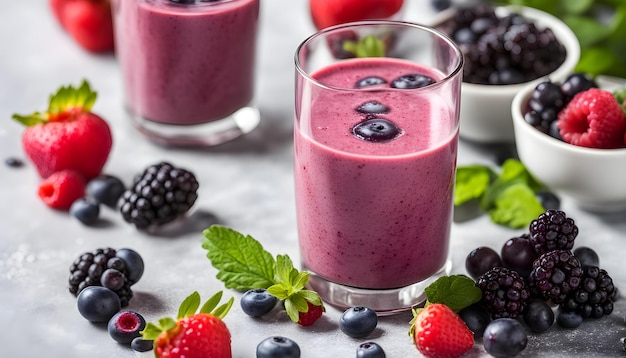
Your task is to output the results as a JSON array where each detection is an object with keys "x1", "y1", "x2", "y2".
[{"x1": 0, "y1": 0, "x2": 624, "y2": 357}]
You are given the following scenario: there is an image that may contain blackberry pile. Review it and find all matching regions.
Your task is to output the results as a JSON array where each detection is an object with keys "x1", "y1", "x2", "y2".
[
  {"x1": 118, "y1": 162, "x2": 199, "y2": 229},
  {"x1": 529, "y1": 209, "x2": 578, "y2": 255},
  {"x1": 476, "y1": 267, "x2": 531, "y2": 319},
  {"x1": 440, "y1": 6, "x2": 566, "y2": 85},
  {"x1": 560, "y1": 265, "x2": 616, "y2": 318},
  {"x1": 69, "y1": 248, "x2": 133, "y2": 307},
  {"x1": 523, "y1": 74, "x2": 597, "y2": 136},
  {"x1": 529, "y1": 249, "x2": 583, "y2": 304}
]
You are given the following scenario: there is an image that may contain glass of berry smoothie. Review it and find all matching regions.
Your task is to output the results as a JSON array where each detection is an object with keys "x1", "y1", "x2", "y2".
[
  {"x1": 112, "y1": 0, "x2": 260, "y2": 146},
  {"x1": 294, "y1": 21, "x2": 463, "y2": 313}
]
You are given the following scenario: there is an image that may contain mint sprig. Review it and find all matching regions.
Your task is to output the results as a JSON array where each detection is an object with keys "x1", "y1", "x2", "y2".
[
  {"x1": 454, "y1": 159, "x2": 546, "y2": 229},
  {"x1": 343, "y1": 34, "x2": 386, "y2": 58},
  {"x1": 201, "y1": 225, "x2": 324, "y2": 323}
]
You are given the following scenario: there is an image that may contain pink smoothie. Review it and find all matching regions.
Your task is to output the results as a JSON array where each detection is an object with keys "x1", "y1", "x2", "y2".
[
  {"x1": 295, "y1": 58, "x2": 458, "y2": 289},
  {"x1": 113, "y1": 0, "x2": 259, "y2": 125}
]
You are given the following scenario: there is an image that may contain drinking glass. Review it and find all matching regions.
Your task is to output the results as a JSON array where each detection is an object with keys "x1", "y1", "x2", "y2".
[{"x1": 294, "y1": 21, "x2": 463, "y2": 313}]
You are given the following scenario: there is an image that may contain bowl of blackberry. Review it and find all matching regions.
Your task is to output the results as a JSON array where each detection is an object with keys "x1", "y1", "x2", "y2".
[
  {"x1": 512, "y1": 73, "x2": 626, "y2": 212},
  {"x1": 434, "y1": 4, "x2": 580, "y2": 143}
]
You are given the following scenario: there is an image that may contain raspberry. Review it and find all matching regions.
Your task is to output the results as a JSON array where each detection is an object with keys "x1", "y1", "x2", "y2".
[
  {"x1": 118, "y1": 162, "x2": 199, "y2": 229},
  {"x1": 297, "y1": 302, "x2": 324, "y2": 326},
  {"x1": 529, "y1": 250, "x2": 583, "y2": 304},
  {"x1": 37, "y1": 170, "x2": 86, "y2": 210},
  {"x1": 557, "y1": 88, "x2": 626, "y2": 149},
  {"x1": 529, "y1": 209, "x2": 578, "y2": 255},
  {"x1": 476, "y1": 267, "x2": 531, "y2": 319},
  {"x1": 560, "y1": 265, "x2": 616, "y2": 318}
]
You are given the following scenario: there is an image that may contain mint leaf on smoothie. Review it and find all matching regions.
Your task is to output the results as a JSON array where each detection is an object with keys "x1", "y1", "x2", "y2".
[{"x1": 201, "y1": 225, "x2": 325, "y2": 324}]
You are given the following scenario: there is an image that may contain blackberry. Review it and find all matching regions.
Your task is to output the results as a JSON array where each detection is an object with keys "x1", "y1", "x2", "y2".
[
  {"x1": 559, "y1": 265, "x2": 615, "y2": 318},
  {"x1": 529, "y1": 209, "x2": 578, "y2": 255},
  {"x1": 69, "y1": 248, "x2": 133, "y2": 307},
  {"x1": 118, "y1": 162, "x2": 199, "y2": 229},
  {"x1": 529, "y1": 250, "x2": 582, "y2": 304},
  {"x1": 476, "y1": 267, "x2": 531, "y2": 319}
]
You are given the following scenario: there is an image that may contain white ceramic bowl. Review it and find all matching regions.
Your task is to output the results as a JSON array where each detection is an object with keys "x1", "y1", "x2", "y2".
[
  {"x1": 434, "y1": 5, "x2": 581, "y2": 143},
  {"x1": 512, "y1": 76, "x2": 626, "y2": 212}
]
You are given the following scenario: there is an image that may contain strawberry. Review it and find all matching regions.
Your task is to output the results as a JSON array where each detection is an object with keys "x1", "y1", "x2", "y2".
[
  {"x1": 142, "y1": 291, "x2": 234, "y2": 358},
  {"x1": 12, "y1": 80, "x2": 113, "y2": 180},
  {"x1": 310, "y1": 0, "x2": 404, "y2": 30},
  {"x1": 297, "y1": 301, "x2": 325, "y2": 326},
  {"x1": 38, "y1": 170, "x2": 86, "y2": 210},
  {"x1": 410, "y1": 303, "x2": 474, "y2": 358},
  {"x1": 51, "y1": 0, "x2": 114, "y2": 53},
  {"x1": 557, "y1": 88, "x2": 626, "y2": 149}
]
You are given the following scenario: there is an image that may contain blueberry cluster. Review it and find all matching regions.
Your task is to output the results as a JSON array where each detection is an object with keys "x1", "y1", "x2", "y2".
[
  {"x1": 464, "y1": 208, "x2": 617, "y2": 351},
  {"x1": 69, "y1": 174, "x2": 126, "y2": 226},
  {"x1": 439, "y1": 5, "x2": 566, "y2": 85},
  {"x1": 524, "y1": 74, "x2": 597, "y2": 137}
]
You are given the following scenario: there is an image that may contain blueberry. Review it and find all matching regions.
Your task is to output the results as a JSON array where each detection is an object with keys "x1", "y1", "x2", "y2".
[
  {"x1": 556, "y1": 310, "x2": 583, "y2": 329},
  {"x1": 356, "y1": 342, "x2": 386, "y2": 358},
  {"x1": 390, "y1": 74, "x2": 435, "y2": 89},
  {"x1": 465, "y1": 246, "x2": 502, "y2": 280},
  {"x1": 70, "y1": 198, "x2": 100, "y2": 226},
  {"x1": 355, "y1": 76, "x2": 387, "y2": 88},
  {"x1": 108, "y1": 311, "x2": 146, "y2": 344},
  {"x1": 458, "y1": 304, "x2": 491, "y2": 338},
  {"x1": 523, "y1": 300, "x2": 554, "y2": 333},
  {"x1": 500, "y1": 235, "x2": 537, "y2": 279},
  {"x1": 256, "y1": 336, "x2": 300, "y2": 358},
  {"x1": 101, "y1": 269, "x2": 125, "y2": 291},
  {"x1": 356, "y1": 101, "x2": 389, "y2": 115},
  {"x1": 240, "y1": 288, "x2": 278, "y2": 317},
  {"x1": 352, "y1": 118, "x2": 401, "y2": 143},
  {"x1": 560, "y1": 73, "x2": 598, "y2": 100},
  {"x1": 131, "y1": 337, "x2": 153, "y2": 352},
  {"x1": 340, "y1": 306, "x2": 378, "y2": 338},
  {"x1": 573, "y1": 247, "x2": 599, "y2": 268},
  {"x1": 86, "y1": 174, "x2": 126, "y2": 208},
  {"x1": 77, "y1": 286, "x2": 121, "y2": 322},
  {"x1": 536, "y1": 190, "x2": 561, "y2": 210},
  {"x1": 483, "y1": 318, "x2": 528, "y2": 358},
  {"x1": 454, "y1": 28, "x2": 476, "y2": 44},
  {"x1": 115, "y1": 248, "x2": 144, "y2": 285},
  {"x1": 4, "y1": 157, "x2": 24, "y2": 168}
]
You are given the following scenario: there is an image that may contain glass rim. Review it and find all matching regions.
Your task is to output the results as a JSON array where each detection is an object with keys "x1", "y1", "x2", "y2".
[{"x1": 294, "y1": 20, "x2": 464, "y2": 92}]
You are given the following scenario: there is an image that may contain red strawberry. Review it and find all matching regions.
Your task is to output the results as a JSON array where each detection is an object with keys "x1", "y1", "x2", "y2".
[
  {"x1": 38, "y1": 170, "x2": 86, "y2": 210},
  {"x1": 57, "y1": 0, "x2": 114, "y2": 53},
  {"x1": 410, "y1": 303, "x2": 474, "y2": 358},
  {"x1": 297, "y1": 301, "x2": 325, "y2": 326},
  {"x1": 12, "y1": 80, "x2": 112, "y2": 180},
  {"x1": 557, "y1": 88, "x2": 626, "y2": 149},
  {"x1": 143, "y1": 291, "x2": 234, "y2": 358},
  {"x1": 310, "y1": 0, "x2": 404, "y2": 30}
]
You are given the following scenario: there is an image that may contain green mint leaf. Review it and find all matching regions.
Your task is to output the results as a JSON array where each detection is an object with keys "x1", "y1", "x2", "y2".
[
  {"x1": 480, "y1": 159, "x2": 543, "y2": 210},
  {"x1": 297, "y1": 289, "x2": 323, "y2": 307},
  {"x1": 275, "y1": 254, "x2": 296, "y2": 285},
  {"x1": 284, "y1": 298, "x2": 301, "y2": 323},
  {"x1": 199, "y1": 290, "x2": 223, "y2": 315},
  {"x1": 614, "y1": 88, "x2": 626, "y2": 116},
  {"x1": 343, "y1": 35, "x2": 385, "y2": 58},
  {"x1": 201, "y1": 225, "x2": 276, "y2": 290},
  {"x1": 562, "y1": 0, "x2": 593, "y2": 15},
  {"x1": 424, "y1": 275, "x2": 482, "y2": 311},
  {"x1": 267, "y1": 283, "x2": 292, "y2": 301},
  {"x1": 177, "y1": 291, "x2": 201, "y2": 319},
  {"x1": 563, "y1": 15, "x2": 613, "y2": 49},
  {"x1": 454, "y1": 165, "x2": 495, "y2": 205},
  {"x1": 488, "y1": 183, "x2": 545, "y2": 229}
]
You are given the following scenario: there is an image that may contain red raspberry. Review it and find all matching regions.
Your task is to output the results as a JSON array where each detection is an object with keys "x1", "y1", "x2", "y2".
[
  {"x1": 38, "y1": 170, "x2": 86, "y2": 210},
  {"x1": 297, "y1": 301, "x2": 324, "y2": 326},
  {"x1": 557, "y1": 88, "x2": 626, "y2": 149}
]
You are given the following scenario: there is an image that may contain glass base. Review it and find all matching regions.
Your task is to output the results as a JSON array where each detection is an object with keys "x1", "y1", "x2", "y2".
[
  {"x1": 129, "y1": 106, "x2": 260, "y2": 146},
  {"x1": 304, "y1": 259, "x2": 452, "y2": 316}
]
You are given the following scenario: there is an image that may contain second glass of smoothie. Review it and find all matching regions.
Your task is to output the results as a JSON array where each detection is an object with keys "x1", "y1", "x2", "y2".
[
  {"x1": 294, "y1": 21, "x2": 463, "y2": 313},
  {"x1": 112, "y1": 0, "x2": 260, "y2": 146}
]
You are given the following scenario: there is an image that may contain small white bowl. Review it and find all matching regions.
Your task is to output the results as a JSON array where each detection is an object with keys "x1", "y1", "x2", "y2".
[
  {"x1": 512, "y1": 76, "x2": 626, "y2": 212},
  {"x1": 434, "y1": 5, "x2": 581, "y2": 143}
]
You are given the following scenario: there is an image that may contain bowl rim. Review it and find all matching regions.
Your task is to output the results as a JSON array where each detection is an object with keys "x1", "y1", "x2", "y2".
[
  {"x1": 431, "y1": 4, "x2": 581, "y2": 93},
  {"x1": 512, "y1": 80, "x2": 626, "y2": 157}
]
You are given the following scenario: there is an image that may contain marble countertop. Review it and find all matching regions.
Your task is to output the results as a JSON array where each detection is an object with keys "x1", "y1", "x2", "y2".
[{"x1": 1, "y1": 0, "x2": 625, "y2": 357}]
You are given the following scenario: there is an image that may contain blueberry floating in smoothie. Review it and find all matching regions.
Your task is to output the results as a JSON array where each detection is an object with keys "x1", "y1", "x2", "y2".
[
  {"x1": 355, "y1": 76, "x2": 387, "y2": 88},
  {"x1": 352, "y1": 118, "x2": 401, "y2": 142},
  {"x1": 356, "y1": 101, "x2": 389, "y2": 115},
  {"x1": 390, "y1": 74, "x2": 435, "y2": 89}
]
